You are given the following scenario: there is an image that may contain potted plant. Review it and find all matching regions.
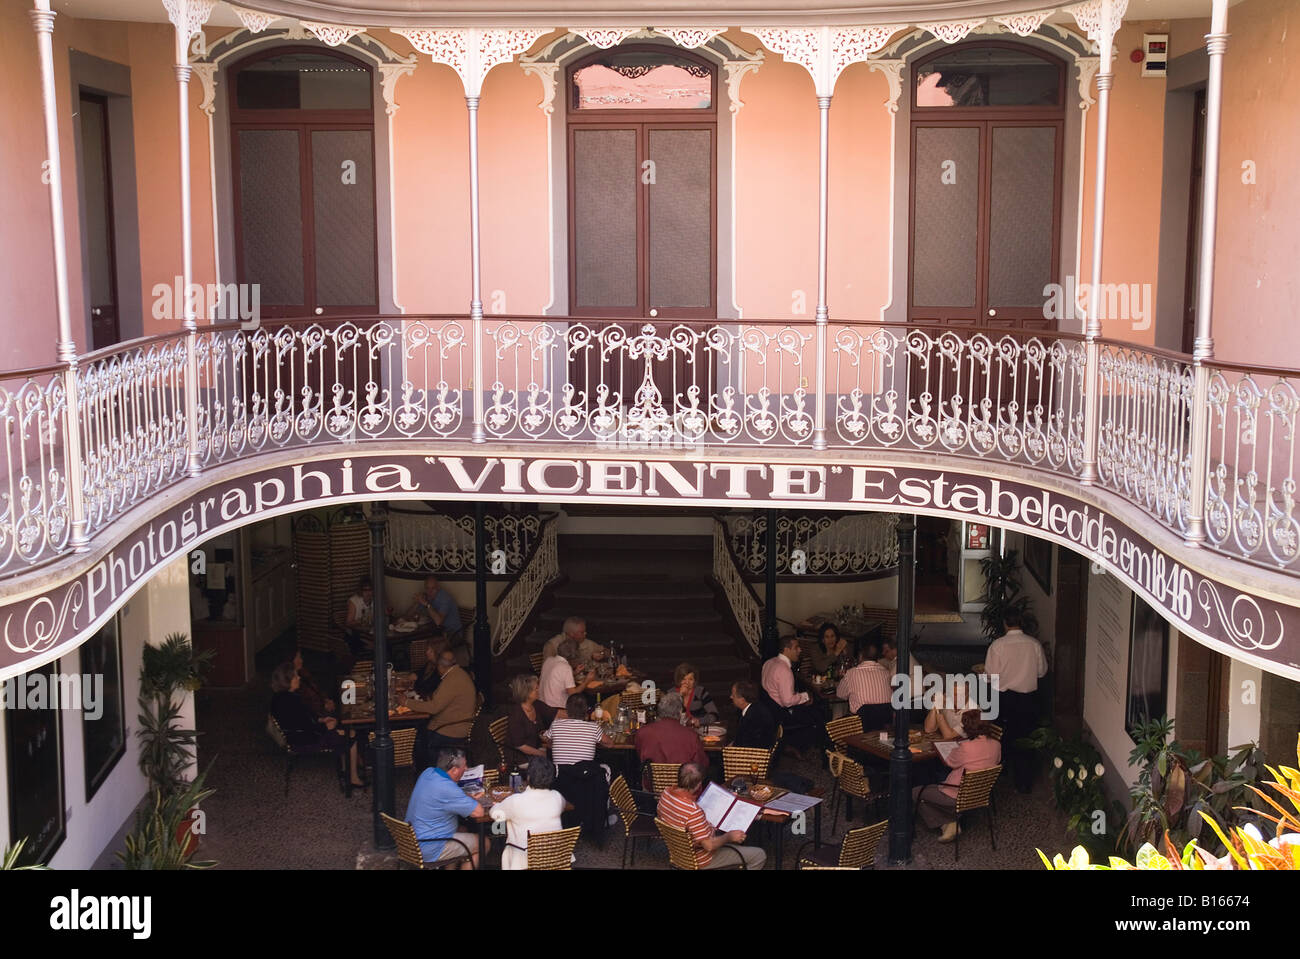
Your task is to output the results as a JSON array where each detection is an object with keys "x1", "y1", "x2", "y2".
[
  {"x1": 1, "y1": 838, "x2": 50, "y2": 870},
  {"x1": 1022, "y1": 725, "x2": 1125, "y2": 858},
  {"x1": 978, "y1": 549, "x2": 1038, "y2": 641},
  {"x1": 119, "y1": 632, "x2": 217, "y2": 868}
]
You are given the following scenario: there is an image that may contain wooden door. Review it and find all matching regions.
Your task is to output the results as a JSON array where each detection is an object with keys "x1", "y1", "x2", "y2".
[{"x1": 79, "y1": 93, "x2": 121, "y2": 350}]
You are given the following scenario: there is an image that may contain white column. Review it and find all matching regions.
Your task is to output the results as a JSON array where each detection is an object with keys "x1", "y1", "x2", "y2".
[
  {"x1": 31, "y1": 0, "x2": 88, "y2": 550},
  {"x1": 1185, "y1": 0, "x2": 1230, "y2": 546},
  {"x1": 466, "y1": 94, "x2": 486, "y2": 442},
  {"x1": 813, "y1": 94, "x2": 831, "y2": 450}
]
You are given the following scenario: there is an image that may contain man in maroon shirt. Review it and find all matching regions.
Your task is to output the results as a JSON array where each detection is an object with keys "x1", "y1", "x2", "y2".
[{"x1": 634, "y1": 690, "x2": 709, "y2": 786}]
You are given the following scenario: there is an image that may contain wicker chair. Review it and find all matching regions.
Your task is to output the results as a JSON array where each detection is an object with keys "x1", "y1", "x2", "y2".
[
  {"x1": 655, "y1": 818, "x2": 748, "y2": 870},
  {"x1": 620, "y1": 687, "x2": 646, "y2": 711},
  {"x1": 721, "y1": 746, "x2": 773, "y2": 782},
  {"x1": 986, "y1": 724, "x2": 1004, "y2": 741},
  {"x1": 648, "y1": 763, "x2": 681, "y2": 796},
  {"x1": 408, "y1": 640, "x2": 428, "y2": 672},
  {"x1": 827, "y1": 750, "x2": 881, "y2": 829},
  {"x1": 521, "y1": 826, "x2": 581, "y2": 870},
  {"x1": 267, "y1": 714, "x2": 347, "y2": 797},
  {"x1": 380, "y1": 812, "x2": 475, "y2": 869},
  {"x1": 488, "y1": 716, "x2": 510, "y2": 768},
  {"x1": 796, "y1": 820, "x2": 887, "y2": 870},
  {"x1": 353, "y1": 660, "x2": 374, "y2": 675},
  {"x1": 825, "y1": 714, "x2": 864, "y2": 750},
  {"x1": 917, "y1": 764, "x2": 1001, "y2": 862},
  {"x1": 529, "y1": 652, "x2": 545, "y2": 674},
  {"x1": 368, "y1": 726, "x2": 418, "y2": 769},
  {"x1": 609, "y1": 774, "x2": 659, "y2": 868}
]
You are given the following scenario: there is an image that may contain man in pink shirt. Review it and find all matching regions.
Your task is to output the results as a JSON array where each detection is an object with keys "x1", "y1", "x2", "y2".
[
  {"x1": 912, "y1": 709, "x2": 1002, "y2": 843},
  {"x1": 761, "y1": 636, "x2": 824, "y2": 752}
]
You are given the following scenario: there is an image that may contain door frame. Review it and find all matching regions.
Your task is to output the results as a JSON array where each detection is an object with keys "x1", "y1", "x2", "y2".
[{"x1": 564, "y1": 44, "x2": 719, "y2": 320}]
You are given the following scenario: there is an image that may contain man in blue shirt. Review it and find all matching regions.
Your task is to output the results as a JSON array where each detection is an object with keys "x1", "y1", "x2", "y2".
[
  {"x1": 404, "y1": 747, "x2": 483, "y2": 868},
  {"x1": 405, "y1": 576, "x2": 462, "y2": 637}
]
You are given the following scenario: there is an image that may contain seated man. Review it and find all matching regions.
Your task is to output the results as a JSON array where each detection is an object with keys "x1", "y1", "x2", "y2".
[
  {"x1": 912, "y1": 710, "x2": 1002, "y2": 843},
  {"x1": 404, "y1": 575, "x2": 462, "y2": 638},
  {"x1": 760, "y1": 636, "x2": 825, "y2": 751},
  {"x1": 634, "y1": 690, "x2": 709, "y2": 781},
  {"x1": 404, "y1": 747, "x2": 483, "y2": 869},
  {"x1": 729, "y1": 680, "x2": 776, "y2": 749},
  {"x1": 879, "y1": 638, "x2": 922, "y2": 678},
  {"x1": 409, "y1": 650, "x2": 477, "y2": 771},
  {"x1": 541, "y1": 616, "x2": 607, "y2": 666},
  {"x1": 657, "y1": 762, "x2": 766, "y2": 870},
  {"x1": 550, "y1": 693, "x2": 613, "y2": 843},
  {"x1": 539, "y1": 638, "x2": 602, "y2": 710},
  {"x1": 837, "y1": 644, "x2": 893, "y2": 731}
]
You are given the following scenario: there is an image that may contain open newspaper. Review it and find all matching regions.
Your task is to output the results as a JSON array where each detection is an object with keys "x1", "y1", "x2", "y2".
[{"x1": 697, "y1": 781, "x2": 763, "y2": 833}]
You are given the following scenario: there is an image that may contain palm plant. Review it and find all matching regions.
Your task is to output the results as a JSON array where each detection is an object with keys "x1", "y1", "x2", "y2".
[
  {"x1": 117, "y1": 768, "x2": 216, "y2": 870},
  {"x1": 978, "y1": 548, "x2": 1038, "y2": 641},
  {"x1": 1, "y1": 838, "x2": 50, "y2": 870},
  {"x1": 138, "y1": 633, "x2": 212, "y2": 796}
]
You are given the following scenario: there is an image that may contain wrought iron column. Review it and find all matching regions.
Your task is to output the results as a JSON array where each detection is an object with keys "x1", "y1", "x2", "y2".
[
  {"x1": 762, "y1": 510, "x2": 780, "y2": 659},
  {"x1": 812, "y1": 95, "x2": 831, "y2": 451},
  {"x1": 30, "y1": 0, "x2": 87, "y2": 550},
  {"x1": 887, "y1": 513, "x2": 916, "y2": 864},
  {"x1": 368, "y1": 504, "x2": 395, "y2": 849},
  {"x1": 467, "y1": 94, "x2": 486, "y2": 444},
  {"x1": 473, "y1": 500, "x2": 492, "y2": 706},
  {"x1": 1077, "y1": 0, "x2": 1124, "y2": 487},
  {"x1": 1185, "y1": 0, "x2": 1229, "y2": 547}
]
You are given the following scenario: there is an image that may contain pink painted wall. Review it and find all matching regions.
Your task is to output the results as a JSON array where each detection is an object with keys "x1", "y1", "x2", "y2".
[{"x1": 1211, "y1": 0, "x2": 1300, "y2": 368}]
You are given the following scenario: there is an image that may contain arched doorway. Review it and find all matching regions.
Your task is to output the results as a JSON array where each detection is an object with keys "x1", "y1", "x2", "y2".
[
  {"x1": 228, "y1": 47, "x2": 379, "y2": 319},
  {"x1": 908, "y1": 41, "x2": 1066, "y2": 330}
]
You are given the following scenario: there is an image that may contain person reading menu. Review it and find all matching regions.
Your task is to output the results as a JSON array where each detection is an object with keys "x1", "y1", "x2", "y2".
[{"x1": 657, "y1": 763, "x2": 767, "y2": 870}]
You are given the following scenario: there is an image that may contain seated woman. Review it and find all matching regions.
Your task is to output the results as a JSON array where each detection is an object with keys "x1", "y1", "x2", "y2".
[
  {"x1": 491, "y1": 756, "x2": 568, "y2": 870},
  {"x1": 292, "y1": 647, "x2": 334, "y2": 716},
  {"x1": 505, "y1": 673, "x2": 559, "y2": 769},
  {"x1": 808, "y1": 622, "x2": 851, "y2": 676},
  {"x1": 674, "y1": 662, "x2": 719, "y2": 728},
  {"x1": 270, "y1": 662, "x2": 364, "y2": 788},
  {"x1": 911, "y1": 709, "x2": 1002, "y2": 843},
  {"x1": 923, "y1": 682, "x2": 971, "y2": 740}
]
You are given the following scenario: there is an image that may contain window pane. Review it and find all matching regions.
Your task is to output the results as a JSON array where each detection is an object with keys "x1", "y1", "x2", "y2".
[
  {"x1": 5, "y1": 662, "x2": 64, "y2": 865},
  {"x1": 573, "y1": 128, "x2": 638, "y2": 309},
  {"x1": 238, "y1": 130, "x2": 304, "y2": 305},
  {"x1": 236, "y1": 52, "x2": 371, "y2": 110},
  {"x1": 916, "y1": 47, "x2": 1060, "y2": 107},
  {"x1": 573, "y1": 52, "x2": 711, "y2": 110},
  {"x1": 312, "y1": 130, "x2": 377, "y2": 307},
  {"x1": 82, "y1": 616, "x2": 125, "y2": 800},
  {"x1": 988, "y1": 126, "x2": 1057, "y2": 307},
  {"x1": 911, "y1": 126, "x2": 980, "y2": 309}
]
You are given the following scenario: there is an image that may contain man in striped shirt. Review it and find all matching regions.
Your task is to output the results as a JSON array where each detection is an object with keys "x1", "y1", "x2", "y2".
[
  {"x1": 657, "y1": 763, "x2": 766, "y2": 870},
  {"x1": 550, "y1": 693, "x2": 614, "y2": 842},
  {"x1": 837, "y1": 644, "x2": 894, "y2": 731}
]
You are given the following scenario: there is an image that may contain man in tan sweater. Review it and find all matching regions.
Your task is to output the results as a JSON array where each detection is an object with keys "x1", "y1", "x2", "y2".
[{"x1": 410, "y1": 650, "x2": 478, "y2": 771}]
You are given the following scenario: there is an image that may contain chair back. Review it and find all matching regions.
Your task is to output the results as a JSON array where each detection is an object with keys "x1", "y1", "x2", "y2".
[
  {"x1": 608, "y1": 774, "x2": 639, "y2": 834},
  {"x1": 529, "y1": 652, "x2": 544, "y2": 674},
  {"x1": 826, "y1": 714, "x2": 863, "y2": 749},
  {"x1": 409, "y1": 640, "x2": 428, "y2": 671},
  {"x1": 380, "y1": 813, "x2": 426, "y2": 869},
  {"x1": 722, "y1": 746, "x2": 772, "y2": 781},
  {"x1": 796, "y1": 638, "x2": 817, "y2": 679},
  {"x1": 488, "y1": 716, "x2": 510, "y2": 766},
  {"x1": 368, "y1": 726, "x2": 418, "y2": 768},
  {"x1": 827, "y1": 750, "x2": 872, "y2": 799},
  {"x1": 649, "y1": 763, "x2": 681, "y2": 796},
  {"x1": 838, "y1": 820, "x2": 888, "y2": 868},
  {"x1": 986, "y1": 724, "x2": 1004, "y2": 741},
  {"x1": 353, "y1": 660, "x2": 374, "y2": 676},
  {"x1": 655, "y1": 818, "x2": 702, "y2": 871},
  {"x1": 525, "y1": 826, "x2": 581, "y2": 870},
  {"x1": 620, "y1": 687, "x2": 645, "y2": 710},
  {"x1": 955, "y1": 764, "x2": 1001, "y2": 814},
  {"x1": 482, "y1": 768, "x2": 500, "y2": 790},
  {"x1": 266, "y1": 715, "x2": 290, "y2": 752}
]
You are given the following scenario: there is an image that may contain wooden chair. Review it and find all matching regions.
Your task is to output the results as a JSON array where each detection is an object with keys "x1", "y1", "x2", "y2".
[
  {"x1": 529, "y1": 652, "x2": 545, "y2": 674},
  {"x1": 267, "y1": 714, "x2": 347, "y2": 797},
  {"x1": 649, "y1": 763, "x2": 681, "y2": 796},
  {"x1": 796, "y1": 820, "x2": 887, "y2": 870},
  {"x1": 488, "y1": 716, "x2": 510, "y2": 768},
  {"x1": 655, "y1": 818, "x2": 748, "y2": 870},
  {"x1": 826, "y1": 714, "x2": 864, "y2": 750},
  {"x1": 940, "y1": 765, "x2": 1001, "y2": 862},
  {"x1": 722, "y1": 746, "x2": 773, "y2": 782},
  {"x1": 379, "y1": 812, "x2": 475, "y2": 870},
  {"x1": 521, "y1": 826, "x2": 581, "y2": 870},
  {"x1": 827, "y1": 750, "x2": 881, "y2": 829},
  {"x1": 368, "y1": 726, "x2": 418, "y2": 769},
  {"x1": 608, "y1": 774, "x2": 659, "y2": 868}
]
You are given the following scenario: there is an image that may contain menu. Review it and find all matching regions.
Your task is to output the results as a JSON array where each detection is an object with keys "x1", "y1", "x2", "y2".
[{"x1": 697, "y1": 782, "x2": 762, "y2": 833}]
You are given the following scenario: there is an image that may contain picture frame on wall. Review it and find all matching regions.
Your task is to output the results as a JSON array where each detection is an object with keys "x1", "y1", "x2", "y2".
[
  {"x1": 1126, "y1": 595, "x2": 1170, "y2": 740},
  {"x1": 82, "y1": 615, "x2": 126, "y2": 801},
  {"x1": 1024, "y1": 535, "x2": 1053, "y2": 595},
  {"x1": 4, "y1": 661, "x2": 65, "y2": 866}
]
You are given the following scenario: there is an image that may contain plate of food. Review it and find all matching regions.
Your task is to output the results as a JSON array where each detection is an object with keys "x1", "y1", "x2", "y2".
[
  {"x1": 489, "y1": 785, "x2": 513, "y2": 803},
  {"x1": 700, "y1": 725, "x2": 727, "y2": 738},
  {"x1": 749, "y1": 783, "x2": 775, "y2": 802}
]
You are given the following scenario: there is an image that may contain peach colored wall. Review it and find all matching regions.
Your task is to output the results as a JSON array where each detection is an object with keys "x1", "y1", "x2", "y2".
[
  {"x1": 1077, "y1": 21, "x2": 1170, "y2": 346},
  {"x1": 1211, "y1": 0, "x2": 1300, "y2": 368}
]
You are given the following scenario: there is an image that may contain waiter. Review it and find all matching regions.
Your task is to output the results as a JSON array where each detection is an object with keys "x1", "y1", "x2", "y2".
[{"x1": 983, "y1": 606, "x2": 1047, "y2": 793}]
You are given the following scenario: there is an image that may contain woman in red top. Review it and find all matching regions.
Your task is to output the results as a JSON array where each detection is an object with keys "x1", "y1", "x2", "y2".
[{"x1": 674, "y1": 662, "x2": 719, "y2": 728}]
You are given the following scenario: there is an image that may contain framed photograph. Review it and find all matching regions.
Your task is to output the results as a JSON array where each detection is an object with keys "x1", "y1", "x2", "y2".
[
  {"x1": 965, "y1": 523, "x2": 990, "y2": 551},
  {"x1": 4, "y1": 661, "x2": 65, "y2": 866},
  {"x1": 1024, "y1": 535, "x2": 1053, "y2": 595},
  {"x1": 1126, "y1": 595, "x2": 1170, "y2": 740},
  {"x1": 82, "y1": 615, "x2": 126, "y2": 801}
]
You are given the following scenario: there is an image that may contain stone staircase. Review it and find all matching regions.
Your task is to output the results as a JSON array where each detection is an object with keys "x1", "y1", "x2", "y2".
[{"x1": 502, "y1": 534, "x2": 756, "y2": 698}]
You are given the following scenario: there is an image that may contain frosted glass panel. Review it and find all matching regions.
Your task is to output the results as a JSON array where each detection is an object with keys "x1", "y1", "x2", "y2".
[
  {"x1": 912, "y1": 126, "x2": 979, "y2": 309},
  {"x1": 988, "y1": 126, "x2": 1057, "y2": 308},
  {"x1": 238, "y1": 129, "x2": 303, "y2": 305},
  {"x1": 311, "y1": 130, "x2": 377, "y2": 307},
  {"x1": 573, "y1": 128, "x2": 638, "y2": 309},
  {"x1": 649, "y1": 129, "x2": 711, "y2": 309}
]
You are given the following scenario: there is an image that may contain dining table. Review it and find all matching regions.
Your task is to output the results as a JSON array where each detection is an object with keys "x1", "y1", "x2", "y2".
[{"x1": 844, "y1": 726, "x2": 955, "y2": 763}]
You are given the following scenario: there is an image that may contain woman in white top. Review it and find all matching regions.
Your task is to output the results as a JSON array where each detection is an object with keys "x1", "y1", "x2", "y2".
[
  {"x1": 491, "y1": 756, "x2": 568, "y2": 870},
  {"x1": 924, "y1": 682, "x2": 970, "y2": 739}
]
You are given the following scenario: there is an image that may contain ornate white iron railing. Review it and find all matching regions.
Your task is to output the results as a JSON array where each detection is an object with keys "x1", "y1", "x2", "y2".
[
  {"x1": 1, "y1": 314, "x2": 1296, "y2": 582},
  {"x1": 712, "y1": 519, "x2": 763, "y2": 655},
  {"x1": 491, "y1": 514, "x2": 559, "y2": 656},
  {"x1": 725, "y1": 511, "x2": 899, "y2": 578},
  {"x1": 384, "y1": 508, "x2": 543, "y2": 575}
]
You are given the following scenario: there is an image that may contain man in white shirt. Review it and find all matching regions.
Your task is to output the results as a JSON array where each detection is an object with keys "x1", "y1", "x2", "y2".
[
  {"x1": 539, "y1": 638, "x2": 601, "y2": 710},
  {"x1": 984, "y1": 606, "x2": 1048, "y2": 793},
  {"x1": 760, "y1": 636, "x2": 824, "y2": 752}
]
